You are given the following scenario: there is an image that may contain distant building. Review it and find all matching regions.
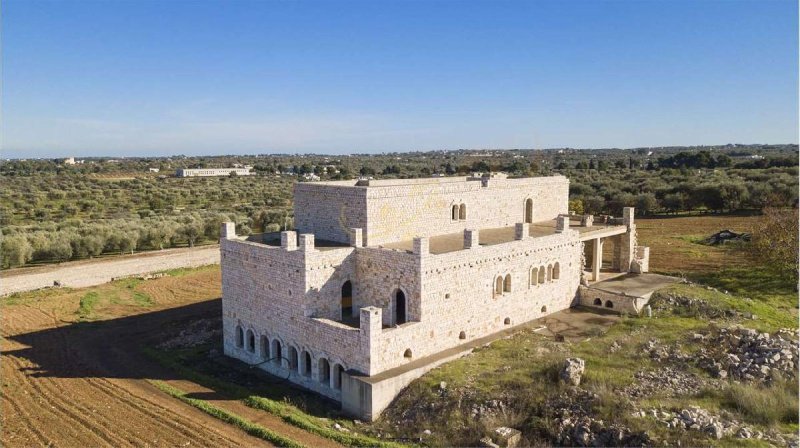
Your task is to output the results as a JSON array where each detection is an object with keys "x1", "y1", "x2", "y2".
[
  {"x1": 62, "y1": 157, "x2": 76, "y2": 165},
  {"x1": 148, "y1": 167, "x2": 160, "y2": 173},
  {"x1": 176, "y1": 166, "x2": 253, "y2": 177}
]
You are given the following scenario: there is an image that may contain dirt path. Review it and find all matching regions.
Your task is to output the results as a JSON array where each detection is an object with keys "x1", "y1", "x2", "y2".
[
  {"x1": 1, "y1": 295, "x2": 340, "y2": 447},
  {"x1": 1, "y1": 245, "x2": 220, "y2": 296}
]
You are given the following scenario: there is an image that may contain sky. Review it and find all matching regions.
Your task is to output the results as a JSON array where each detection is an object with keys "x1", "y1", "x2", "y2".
[{"x1": 2, "y1": 0, "x2": 798, "y2": 158}]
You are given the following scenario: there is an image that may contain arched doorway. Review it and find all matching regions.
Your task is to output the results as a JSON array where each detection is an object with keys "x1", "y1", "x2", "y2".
[
  {"x1": 524, "y1": 198, "x2": 533, "y2": 223},
  {"x1": 341, "y1": 281, "x2": 353, "y2": 318},
  {"x1": 395, "y1": 290, "x2": 406, "y2": 325}
]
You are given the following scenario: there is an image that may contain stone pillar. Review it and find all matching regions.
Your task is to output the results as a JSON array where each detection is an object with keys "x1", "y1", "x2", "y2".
[
  {"x1": 360, "y1": 306, "x2": 382, "y2": 375},
  {"x1": 611, "y1": 235, "x2": 622, "y2": 270},
  {"x1": 464, "y1": 229, "x2": 479, "y2": 249},
  {"x1": 581, "y1": 215, "x2": 594, "y2": 227},
  {"x1": 349, "y1": 228, "x2": 363, "y2": 248},
  {"x1": 556, "y1": 216, "x2": 570, "y2": 233},
  {"x1": 299, "y1": 234, "x2": 315, "y2": 252},
  {"x1": 413, "y1": 237, "x2": 429, "y2": 255},
  {"x1": 221, "y1": 222, "x2": 236, "y2": 239},
  {"x1": 280, "y1": 231, "x2": 297, "y2": 251},
  {"x1": 591, "y1": 238, "x2": 603, "y2": 282},
  {"x1": 514, "y1": 223, "x2": 529, "y2": 240},
  {"x1": 623, "y1": 207, "x2": 635, "y2": 228}
]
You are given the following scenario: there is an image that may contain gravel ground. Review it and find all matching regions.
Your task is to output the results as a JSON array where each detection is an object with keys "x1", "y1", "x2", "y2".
[{"x1": 0, "y1": 246, "x2": 220, "y2": 296}]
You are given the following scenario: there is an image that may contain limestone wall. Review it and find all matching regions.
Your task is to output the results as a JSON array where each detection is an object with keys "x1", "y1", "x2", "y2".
[
  {"x1": 293, "y1": 183, "x2": 367, "y2": 244},
  {"x1": 293, "y1": 176, "x2": 569, "y2": 246},
  {"x1": 368, "y1": 230, "x2": 582, "y2": 373},
  {"x1": 355, "y1": 247, "x2": 421, "y2": 327},
  {"x1": 221, "y1": 237, "x2": 368, "y2": 401}
]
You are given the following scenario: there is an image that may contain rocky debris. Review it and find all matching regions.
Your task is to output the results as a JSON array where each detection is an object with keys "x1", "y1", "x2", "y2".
[
  {"x1": 156, "y1": 318, "x2": 221, "y2": 350},
  {"x1": 644, "y1": 339, "x2": 691, "y2": 363},
  {"x1": 493, "y1": 427, "x2": 522, "y2": 448},
  {"x1": 549, "y1": 389, "x2": 649, "y2": 447},
  {"x1": 638, "y1": 407, "x2": 796, "y2": 446},
  {"x1": 470, "y1": 399, "x2": 508, "y2": 419},
  {"x1": 705, "y1": 230, "x2": 751, "y2": 245},
  {"x1": 623, "y1": 367, "x2": 711, "y2": 398},
  {"x1": 609, "y1": 341, "x2": 621, "y2": 353},
  {"x1": 560, "y1": 358, "x2": 585, "y2": 386},
  {"x1": 645, "y1": 327, "x2": 798, "y2": 384},
  {"x1": 650, "y1": 292, "x2": 738, "y2": 319},
  {"x1": 697, "y1": 327, "x2": 798, "y2": 383}
]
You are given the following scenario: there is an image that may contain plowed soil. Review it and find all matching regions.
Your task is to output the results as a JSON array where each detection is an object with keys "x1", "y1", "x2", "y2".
[{"x1": 1, "y1": 268, "x2": 339, "y2": 448}]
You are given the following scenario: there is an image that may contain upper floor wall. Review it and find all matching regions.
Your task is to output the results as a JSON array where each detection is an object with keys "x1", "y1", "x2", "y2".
[{"x1": 294, "y1": 175, "x2": 570, "y2": 246}]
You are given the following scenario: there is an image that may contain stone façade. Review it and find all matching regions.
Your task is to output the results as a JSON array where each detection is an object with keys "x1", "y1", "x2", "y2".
[{"x1": 220, "y1": 173, "x2": 649, "y2": 420}]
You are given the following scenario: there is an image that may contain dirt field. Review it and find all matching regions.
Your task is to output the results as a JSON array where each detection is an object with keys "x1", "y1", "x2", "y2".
[
  {"x1": 0, "y1": 245, "x2": 220, "y2": 296},
  {"x1": 636, "y1": 214, "x2": 761, "y2": 273},
  {"x1": 0, "y1": 214, "x2": 761, "y2": 446},
  {"x1": 0, "y1": 267, "x2": 340, "y2": 448}
]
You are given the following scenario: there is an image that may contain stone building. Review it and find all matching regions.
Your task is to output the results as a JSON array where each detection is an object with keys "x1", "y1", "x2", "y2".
[{"x1": 220, "y1": 173, "x2": 649, "y2": 420}]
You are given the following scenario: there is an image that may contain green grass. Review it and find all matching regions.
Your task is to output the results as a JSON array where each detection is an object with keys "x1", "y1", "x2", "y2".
[
  {"x1": 722, "y1": 380, "x2": 799, "y2": 427},
  {"x1": 148, "y1": 380, "x2": 305, "y2": 448},
  {"x1": 159, "y1": 264, "x2": 218, "y2": 277},
  {"x1": 76, "y1": 291, "x2": 100, "y2": 320},
  {"x1": 142, "y1": 346, "x2": 404, "y2": 448},
  {"x1": 132, "y1": 291, "x2": 154, "y2": 307}
]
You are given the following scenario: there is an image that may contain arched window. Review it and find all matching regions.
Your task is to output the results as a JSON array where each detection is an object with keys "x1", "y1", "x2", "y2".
[
  {"x1": 246, "y1": 329, "x2": 255, "y2": 353},
  {"x1": 260, "y1": 336, "x2": 269, "y2": 359},
  {"x1": 541, "y1": 305, "x2": 547, "y2": 313},
  {"x1": 459, "y1": 203, "x2": 467, "y2": 220},
  {"x1": 605, "y1": 300, "x2": 614, "y2": 308},
  {"x1": 235, "y1": 326, "x2": 244, "y2": 348},
  {"x1": 459, "y1": 331, "x2": 466, "y2": 340},
  {"x1": 394, "y1": 289, "x2": 406, "y2": 325},
  {"x1": 538, "y1": 266, "x2": 546, "y2": 284},
  {"x1": 593, "y1": 298, "x2": 602, "y2": 306},
  {"x1": 289, "y1": 347, "x2": 299, "y2": 371},
  {"x1": 495, "y1": 276, "x2": 504, "y2": 295},
  {"x1": 524, "y1": 198, "x2": 533, "y2": 223},
  {"x1": 403, "y1": 349, "x2": 413, "y2": 358},
  {"x1": 503, "y1": 274, "x2": 511, "y2": 292},
  {"x1": 547, "y1": 265, "x2": 553, "y2": 282},
  {"x1": 341, "y1": 280, "x2": 353, "y2": 318},
  {"x1": 271, "y1": 340, "x2": 282, "y2": 366},
  {"x1": 530, "y1": 267, "x2": 538, "y2": 286},
  {"x1": 452, "y1": 205, "x2": 459, "y2": 221},
  {"x1": 333, "y1": 364, "x2": 344, "y2": 390},
  {"x1": 553, "y1": 262, "x2": 560, "y2": 280},
  {"x1": 302, "y1": 351, "x2": 312, "y2": 377},
  {"x1": 318, "y1": 358, "x2": 331, "y2": 385},
  {"x1": 504, "y1": 317, "x2": 511, "y2": 325}
]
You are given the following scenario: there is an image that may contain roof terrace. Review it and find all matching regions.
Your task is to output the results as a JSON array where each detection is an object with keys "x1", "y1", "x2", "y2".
[{"x1": 379, "y1": 218, "x2": 627, "y2": 255}]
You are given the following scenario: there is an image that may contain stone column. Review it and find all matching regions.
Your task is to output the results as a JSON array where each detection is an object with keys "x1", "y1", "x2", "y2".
[
  {"x1": 299, "y1": 234, "x2": 315, "y2": 252},
  {"x1": 413, "y1": 237, "x2": 429, "y2": 255},
  {"x1": 280, "y1": 231, "x2": 297, "y2": 251},
  {"x1": 556, "y1": 216, "x2": 570, "y2": 233},
  {"x1": 514, "y1": 223, "x2": 529, "y2": 240},
  {"x1": 349, "y1": 228, "x2": 363, "y2": 248},
  {"x1": 360, "y1": 306, "x2": 382, "y2": 375},
  {"x1": 464, "y1": 229, "x2": 479, "y2": 249},
  {"x1": 592, "y1": 238, "x2": 603, "y2": 281},
  {"x1": 220, "y1": 222, "x2": 236, "y2": 239}
]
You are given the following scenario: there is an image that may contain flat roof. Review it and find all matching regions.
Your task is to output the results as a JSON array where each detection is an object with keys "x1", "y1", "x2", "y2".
[
  {"x1": 244, "y1": 233, "x2": 350, "y2": 251},
  {"x1": 589, "y1": 273, "x2": 681, "y2": 298},
  {"x1": 304, "y1": 174, "x2": 567, "y2": 189},
  {"x1": 379, "y1": 219, "x2": 626, "y2": 254}
]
